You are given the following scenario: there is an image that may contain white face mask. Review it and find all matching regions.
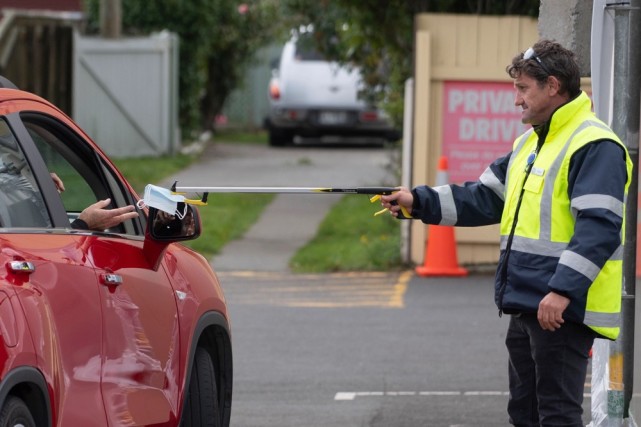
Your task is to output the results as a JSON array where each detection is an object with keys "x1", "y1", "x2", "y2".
[{"x1": 137, "y1": 184, "x2": 187, "y2": 218}]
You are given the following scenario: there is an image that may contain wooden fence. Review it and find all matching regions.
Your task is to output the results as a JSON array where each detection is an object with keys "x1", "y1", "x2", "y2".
[{"x1": 0, "y1": 8, "x2": 84, "y2": 114}]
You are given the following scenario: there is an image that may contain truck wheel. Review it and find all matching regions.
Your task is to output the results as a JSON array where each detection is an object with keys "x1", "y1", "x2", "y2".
[
  {"x1": 268, "y1": 127, "x2": 294, "y2": 146},
  {"x1": 0, "y1": 396, "x2": 36, "y2": 427},
  {"x1": 180, "y1": 347, "x2": 221, "y2": 427}
]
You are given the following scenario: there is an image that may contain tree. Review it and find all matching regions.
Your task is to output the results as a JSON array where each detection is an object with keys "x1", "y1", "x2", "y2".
[
  {"x1": 281, "y1": 0, "x2": 539, "y2": 126},
  {"x1": 83, "y1": 0, "x2": 280, "y2": 136}
]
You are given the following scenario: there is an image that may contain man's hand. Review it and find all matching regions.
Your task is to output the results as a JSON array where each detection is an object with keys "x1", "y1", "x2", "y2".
[
  {"x1": 78, "y1": 198, "x2": 139, "y2": 231},
  {"x1": 537, "y1": 292, "x2": 570, "y2": 331},
  {"x1": 380, "y1": 187, "x2": 414, "y2": 218}
]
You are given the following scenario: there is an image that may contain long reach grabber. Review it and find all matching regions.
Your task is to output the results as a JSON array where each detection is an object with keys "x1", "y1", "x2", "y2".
[{"x1": 167, "y1": 182, "x2": 412, "y2": 218}]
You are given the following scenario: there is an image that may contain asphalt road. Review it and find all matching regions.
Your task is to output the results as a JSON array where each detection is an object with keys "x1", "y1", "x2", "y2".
[
  {"x1": 223, "y1": 271, "x2": 599, "y2": 427},
  {"x1": 224, "y1": 272, "x2": 513, "y2": 427}
]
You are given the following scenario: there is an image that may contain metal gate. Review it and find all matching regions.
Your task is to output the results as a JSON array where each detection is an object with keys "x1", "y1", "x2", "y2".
[{"x1": 73, "y1": 30, "x2": 180, "y2": 158}]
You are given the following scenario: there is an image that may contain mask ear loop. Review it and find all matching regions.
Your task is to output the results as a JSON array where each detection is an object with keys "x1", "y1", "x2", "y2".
[
  {"x1": 174, "y1": 203, "x2": 187, "y2": 219},
  {"x1": 136, "y1": 199, "x2": 147, "y2": 209}
]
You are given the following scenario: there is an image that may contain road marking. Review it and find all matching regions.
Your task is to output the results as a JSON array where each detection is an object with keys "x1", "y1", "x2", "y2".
[
  {"x1": 334, "y1": 391, "x2": 641, "y2": 401},
  {"x1": 463, "y1": 391, "x2": 508, "y2": 396},
  {"x1": 218, "y1": 271, "x2": 397, "y2": 279},
  {"x1": 334, "y1": 391, "x2": 510, "y2": 400},
  {"x1": 420, "y1": 391, "x2": 463, "y2": 396},
  {"x1": 221, "y1": 271, "x2": 410, "y2": 308},
  {"x1": 389, "y1": 270, "x2": 411, "y2": 308},
  {"x1": 335, "y1": 392, "x2": 357, "y2": 400}
]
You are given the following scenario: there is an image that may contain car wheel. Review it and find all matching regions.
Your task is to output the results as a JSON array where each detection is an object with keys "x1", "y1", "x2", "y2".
[
  {"x1": 268, "y1": 127, "x2": 294, "y2": 146},
  {"x1": 0, "y1": 396, "x2": 36, "y2": 427},
  {"x1": 180, "y1": 347, "x2": 221, "y2": 427}
]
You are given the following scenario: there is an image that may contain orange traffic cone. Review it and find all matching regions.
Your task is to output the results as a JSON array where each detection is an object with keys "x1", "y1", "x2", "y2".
[{"x1": 415, "y1": 156, "x2": 468, "y2": 277}]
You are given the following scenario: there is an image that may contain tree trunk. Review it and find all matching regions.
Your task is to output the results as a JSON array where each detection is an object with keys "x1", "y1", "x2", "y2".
[{"x1": 100, "y1": 0, "x2": 121, "y2": 39}]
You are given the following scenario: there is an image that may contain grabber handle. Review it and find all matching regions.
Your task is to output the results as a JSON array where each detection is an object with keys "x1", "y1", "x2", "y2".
[{"x1": 368, "y1": 191, "x2": 412, "y2": 219}]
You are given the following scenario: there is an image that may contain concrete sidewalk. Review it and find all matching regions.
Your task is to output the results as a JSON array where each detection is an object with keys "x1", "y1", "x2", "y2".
[{"x1": 163, "y1": 141, "x2": 397, "y2": 272}]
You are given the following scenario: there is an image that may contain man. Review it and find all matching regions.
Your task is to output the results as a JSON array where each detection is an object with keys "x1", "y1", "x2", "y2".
[{"x1": 382, "y1": 39, "x2": 632, "y2": 426}]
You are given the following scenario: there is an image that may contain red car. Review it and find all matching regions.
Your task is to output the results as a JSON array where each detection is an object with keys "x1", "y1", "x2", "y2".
[{"x1": 0, "y1": 77, "x2": 232, "y2": 426}]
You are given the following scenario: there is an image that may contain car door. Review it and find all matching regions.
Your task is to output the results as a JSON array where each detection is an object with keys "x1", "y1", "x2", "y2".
[
  {"x1": 18, "y1": 112, "x2": 182, "y2": 426},
  {"x1": 0, "y1": 114, "x2": 108, "y2": 426}
]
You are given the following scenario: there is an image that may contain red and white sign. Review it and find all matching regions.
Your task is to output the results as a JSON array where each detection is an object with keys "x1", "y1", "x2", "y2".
[{"x1": 442, "y1": 81, "x2": 529, "y2": 184}]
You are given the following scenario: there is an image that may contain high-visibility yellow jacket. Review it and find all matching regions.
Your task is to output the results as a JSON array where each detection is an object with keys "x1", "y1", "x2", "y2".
[{"x1": 411, "y1": 92, "x2": 632, "y2": 339}]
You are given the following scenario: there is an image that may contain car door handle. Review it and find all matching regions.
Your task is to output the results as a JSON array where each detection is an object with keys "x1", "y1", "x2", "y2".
[
  {"x1": 100, "y1": 273, "x2": 123, "y2": 286},
  {"x1": 7, "y1": 261, "x2": 35, "y2": 273}
]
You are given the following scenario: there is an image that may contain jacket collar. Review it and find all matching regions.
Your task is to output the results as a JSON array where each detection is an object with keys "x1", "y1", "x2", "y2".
[{"x1": 533, "y1": 91, "x2": 590, "y2": 142}]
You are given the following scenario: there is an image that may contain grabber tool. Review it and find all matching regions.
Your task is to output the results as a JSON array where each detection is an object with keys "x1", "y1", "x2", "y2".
[{"x1": 169, "y1": 182, "x2": 412, "y2": 218}]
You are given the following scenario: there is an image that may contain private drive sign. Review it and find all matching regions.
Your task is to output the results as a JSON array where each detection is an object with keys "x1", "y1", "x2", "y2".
[{"x1": 442, "y1": 81, "x2": 529, "y2": 184}]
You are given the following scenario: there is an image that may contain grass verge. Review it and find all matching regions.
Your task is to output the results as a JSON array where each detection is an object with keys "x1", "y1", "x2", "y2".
[
  {"x1": 289, "y1": 194, "x2": 402, "y2": 273},
  {"x1": 183, "y1": 193, "x2": 274, "y2": 258},
  {"x1": 113, "y1": 153, "x2": 195, "y2": 192}
]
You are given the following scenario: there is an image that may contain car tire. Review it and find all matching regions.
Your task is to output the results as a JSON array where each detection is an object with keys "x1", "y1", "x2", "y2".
[
  {"x1": 268, "y1": 127, "x2": 294, "y2": 147},
  {"x1": 180, "y1": 347, "x2": 221, "y2": 427},
  {"x1": 0, "y1": 396, "x2": 36, "y2": 427}
]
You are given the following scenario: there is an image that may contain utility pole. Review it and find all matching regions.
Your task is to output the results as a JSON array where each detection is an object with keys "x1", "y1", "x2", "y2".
[
  {"x1": 100, "y1": 0, "x2": 121, "y2": 39},
  {"x1": 590, "y1": 0, "x2": 639, "y2": 424},
  {"x1": 612, "y1": 0, "x2": 640, "y2": 420}
]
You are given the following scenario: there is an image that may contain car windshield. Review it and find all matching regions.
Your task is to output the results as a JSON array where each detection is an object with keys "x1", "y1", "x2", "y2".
[{"x1": 294, "y1": 35, "x2": 325, "y2": 61}]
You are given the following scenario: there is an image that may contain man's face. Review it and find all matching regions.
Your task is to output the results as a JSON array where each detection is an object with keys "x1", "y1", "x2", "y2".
[{"x1": 513, "y1": 73, "x2": 555, "y2": 126}]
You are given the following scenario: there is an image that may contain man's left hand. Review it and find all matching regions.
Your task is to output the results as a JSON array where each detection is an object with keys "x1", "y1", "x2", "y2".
[{"x1": 537, "y1": 292, "x2": 570, "y2": 331}]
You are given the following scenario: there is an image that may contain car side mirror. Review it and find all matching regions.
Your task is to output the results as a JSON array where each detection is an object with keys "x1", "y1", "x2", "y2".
[{"x1": 147, "y1": 203, "x2": 201, "y2": 242}]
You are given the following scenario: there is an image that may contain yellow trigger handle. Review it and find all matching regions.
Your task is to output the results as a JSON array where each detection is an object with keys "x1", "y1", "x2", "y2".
[
  {"x1": 369, "y1": 193, "x2": 412, "y2": 219},
  {"x1": 183, "y1": 198, "x2": 208, "y2": 206},
  {"x1": 171, "y1": 191, "x2": 209, "y2": 206}
]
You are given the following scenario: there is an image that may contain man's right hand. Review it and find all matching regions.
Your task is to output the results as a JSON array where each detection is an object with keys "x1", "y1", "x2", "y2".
[
  {"x1": 78, "y1": 198, "x2": 139, "y2": 231},
  {"x1": 380, "y1": 187, "x2": 414, "y2": 218}
]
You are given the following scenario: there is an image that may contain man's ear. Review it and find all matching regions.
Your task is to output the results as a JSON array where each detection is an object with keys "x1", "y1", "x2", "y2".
[{"x1": 547, "y1": 76, "x2": 562, "y2": 96}]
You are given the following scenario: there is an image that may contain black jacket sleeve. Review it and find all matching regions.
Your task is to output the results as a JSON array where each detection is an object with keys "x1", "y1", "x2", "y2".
[{"x1": 411, "y1": 153, "x2": 509, "y2": 227}]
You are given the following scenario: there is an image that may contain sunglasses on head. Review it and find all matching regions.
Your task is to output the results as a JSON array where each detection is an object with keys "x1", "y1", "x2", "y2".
[{"x1": 523, "y1": 47, "x2": 552, "y2": 76}]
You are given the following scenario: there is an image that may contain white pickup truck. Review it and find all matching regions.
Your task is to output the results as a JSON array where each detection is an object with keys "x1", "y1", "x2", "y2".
[{"x1": 265, "y1": 34, "x2": 400, "y2": 146}]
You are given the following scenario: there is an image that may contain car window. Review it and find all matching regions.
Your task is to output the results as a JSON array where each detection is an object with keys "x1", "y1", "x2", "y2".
[
  {"x1": 0, "y1": 118, "x2": 51, "y2": 228},
  {"x1": 21, "y1": 114, "x2": 143, "y2": 235},
  {"x1": 26, "y1": 124, "x2": 95, "y2": 214},
  {"x1": 294, "y1": 35, "x2": 325, "y2": 61}
]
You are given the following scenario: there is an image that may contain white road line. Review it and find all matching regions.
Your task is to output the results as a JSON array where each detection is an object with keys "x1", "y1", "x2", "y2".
[
  {"x1": 386, "y1": 391, "x2": 417, "y2": 396},
  {"x1": 334, "y1": 391, "x2": 509, "y2": 400},
  {"x1": 419, "y1": 391, "x2": 461, "y2": 396},
  {"x1": 334, "y1": 391, "x2": 641, "y2": 401},
  {"x1": 335, "y1": 392, "x2": 356, "y2": 401},
  {"x1": 464, "y1": 391, "x2": 509, "y2": 396}
]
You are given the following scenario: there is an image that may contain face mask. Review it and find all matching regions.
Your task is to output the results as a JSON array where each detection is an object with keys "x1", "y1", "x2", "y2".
[{"x1": 137, "y1": 184, "x2": 187, "y2": 218}]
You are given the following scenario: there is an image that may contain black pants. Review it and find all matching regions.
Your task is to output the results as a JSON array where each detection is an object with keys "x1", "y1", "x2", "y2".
[{"x1": 506, "y1": 314, "x2": 596, "y2": 427}]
